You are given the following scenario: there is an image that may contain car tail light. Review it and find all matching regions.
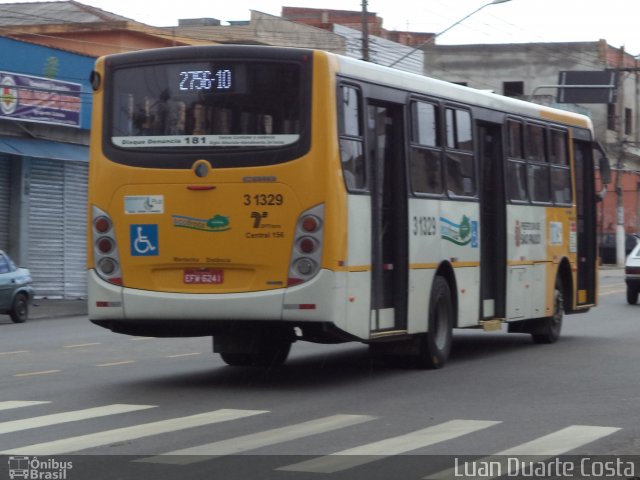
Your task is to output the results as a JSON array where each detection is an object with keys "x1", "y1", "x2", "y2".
[
  {"x1": 288, "y1": 205, "x2": 324, "y2": 286},
  {"x1": 92, "y1": 206, "x2": 122, "y2": 285}
]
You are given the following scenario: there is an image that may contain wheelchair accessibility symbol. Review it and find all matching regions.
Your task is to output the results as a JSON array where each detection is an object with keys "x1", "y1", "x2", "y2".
[{"x1": 130, "y1": 224, "x2": 159, "y2": 256}]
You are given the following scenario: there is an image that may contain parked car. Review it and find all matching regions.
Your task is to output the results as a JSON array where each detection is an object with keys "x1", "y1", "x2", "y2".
[
  {"x1": 0, "y1": 250, "x2": 35, "y2": 323},
  {"x1": 625, "y1": 236, "x2": 640, "y2": 305},
  {"x1": 599, "y1": 233, "x2": 638, "y2": 264}
]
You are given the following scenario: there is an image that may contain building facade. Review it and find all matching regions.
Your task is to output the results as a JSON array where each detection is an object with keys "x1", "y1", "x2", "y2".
[
  {"x1": 0, "y1": 36, "x2": 93, "y2": 298},
  {"x1": 0, "y1": 1, "x2": 210, "y2": 298},
  {"x1": 423, "y1": 41, "x2": 640, "y2": 242}
]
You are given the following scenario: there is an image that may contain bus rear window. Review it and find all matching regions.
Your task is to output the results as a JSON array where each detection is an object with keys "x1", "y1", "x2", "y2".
[{"x1": 110, "y1": 61, "x2": 304, "y2": 150}]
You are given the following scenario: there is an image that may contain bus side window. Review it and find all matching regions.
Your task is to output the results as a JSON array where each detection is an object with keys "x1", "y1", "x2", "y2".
[
  {"x1": 339, "y1": 86, "x2": 367, "y2": 191},
  {"x1": 506, "y1": 119, "x2": 528, "y2": 201},
  {"x1": 445, "y1": 108, "x2": 475, "y2": 197},
  {"x1": 526, "y1": 123, "x2": 551, "y2": 203},
  {"x1": 409, "y1": 100, "x2": 443, "y2": 195},
  {"x1": 549, "y1": 129, "x2": 572, "y2": 205}
]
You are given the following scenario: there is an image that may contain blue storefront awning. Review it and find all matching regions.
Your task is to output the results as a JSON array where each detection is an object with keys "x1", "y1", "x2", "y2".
[{"x1": 0, "y1": 136, "x2": 88, "y2": 162}]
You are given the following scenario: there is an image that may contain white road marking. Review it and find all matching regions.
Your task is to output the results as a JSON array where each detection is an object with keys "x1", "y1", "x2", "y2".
[
  {"x1": 0, "y1": 401, "x2": 50, "y2": 412},
  {"x1": 0, "y1": 404, "x2": 155, "y2": 435},
  {"x1": 426, "y1": 425, "x2": 621, "y2": 480},
  {"x1": 1, "y1": 409, "x2": 267, "y2": 456},
  {"x1": 141, "y1": 414, "x2": 377, "y2": 465},
  {"x1": 279, "y1": 419, "x2": 500, "y2": 473}
]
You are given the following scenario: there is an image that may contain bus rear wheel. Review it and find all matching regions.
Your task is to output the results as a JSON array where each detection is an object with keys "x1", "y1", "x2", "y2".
[
  {"x1": 531, "y1": 278, "x2": 564, "y2": 344},
  {"x1": 217, "y1": 328, "x2": 293, "y2": 367},
  {"x1": 220, "y1": 342, "x2": 291, "y2": 367},
  {"x1": 415, "y1": 276, "x2": 453, "y2": 369}
]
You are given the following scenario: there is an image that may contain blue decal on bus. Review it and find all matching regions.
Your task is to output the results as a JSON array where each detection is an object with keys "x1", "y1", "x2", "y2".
[
  {"x1": 441, "y1": 215, "x2": 477, "y2": 247},
  {"x1": 130, "y1": 224, "x2": 159, "y2": 256},
  {"x1": 471, "y1": 221, "x2": 479, "y2": 248}
]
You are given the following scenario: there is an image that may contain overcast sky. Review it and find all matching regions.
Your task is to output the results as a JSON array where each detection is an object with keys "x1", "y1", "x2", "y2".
[{"x1": 4, "y1": 0, "x2": 640, "y2": 55}]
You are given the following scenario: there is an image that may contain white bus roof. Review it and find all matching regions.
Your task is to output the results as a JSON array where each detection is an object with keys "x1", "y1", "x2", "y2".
[{"x1": 333, "y1": 53, "x2": 593, "y2": 132}]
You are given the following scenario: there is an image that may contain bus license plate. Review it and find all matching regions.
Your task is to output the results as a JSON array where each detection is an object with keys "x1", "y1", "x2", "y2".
[{"x1": 184, "y1": 269, "x2": 224, "y2": 284}]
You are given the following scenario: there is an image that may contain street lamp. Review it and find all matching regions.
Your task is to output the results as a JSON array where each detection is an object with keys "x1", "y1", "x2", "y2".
[{"x1": 388, "y1": 0, "x2": 512, "y2": 68}]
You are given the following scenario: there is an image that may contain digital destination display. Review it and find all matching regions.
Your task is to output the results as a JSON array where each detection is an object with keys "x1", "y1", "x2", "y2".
[{"x1": 178, "y1": 68, "x2": 233, "y2": 92}]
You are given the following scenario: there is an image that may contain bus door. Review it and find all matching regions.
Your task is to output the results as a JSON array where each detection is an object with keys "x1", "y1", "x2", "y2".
[
  {"x1": 573, "y1": 139, "x2": 597, "y2": 306},
  {"x1": 477, "y1": 121, "x2": 507, "y2": 319},
  {"x1": 367, "y1": 102, "x2": 409, "y2": 333}
]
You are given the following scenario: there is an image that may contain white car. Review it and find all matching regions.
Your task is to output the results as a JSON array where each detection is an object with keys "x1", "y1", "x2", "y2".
[{"x1": 625, "y1": 236, "x2": 640, "y2": 305}]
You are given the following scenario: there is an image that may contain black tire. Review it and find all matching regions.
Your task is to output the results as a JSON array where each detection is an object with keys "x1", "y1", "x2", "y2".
[
  {"x1": 219, "y1": 352, "x2": 255, "y2": 366},
  {"x1": 9, "y1": 293, "x2": 29, "y2": 323},
  {"x1": 532, "y1": 278, "x2": 563, "y2": 344},
  {"x1": 219, "y1": 335, "x2": 292, "y2": 367},
  {"x1": 416, "y1": 276, "x2": 453, "y2": 369},
  {"x1": 627, "y1": 287, "x2": 638, "y2": 305},
  {"x1": 254, "y1": 341, "x2": 291, "y2": 367}
]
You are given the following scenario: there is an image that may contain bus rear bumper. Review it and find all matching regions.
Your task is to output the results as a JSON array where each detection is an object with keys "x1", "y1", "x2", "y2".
[{"x1": 88, "y1": 269, "x2": 346, "y2": 337}]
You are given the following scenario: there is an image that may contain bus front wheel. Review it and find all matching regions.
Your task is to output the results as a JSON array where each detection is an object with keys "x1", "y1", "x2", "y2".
[{"x1": 416, "y1": 276, "x2": 453, "y2": 369}]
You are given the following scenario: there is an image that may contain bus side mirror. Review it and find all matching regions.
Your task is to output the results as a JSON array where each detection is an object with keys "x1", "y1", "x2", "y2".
[{"x1": 599, "y1": 156, "x2": 611, "y2": 185}]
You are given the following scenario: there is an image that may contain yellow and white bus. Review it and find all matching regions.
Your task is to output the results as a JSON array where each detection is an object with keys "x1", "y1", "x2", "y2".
[{"x1": 88, "y1": 45, "x2": 608, "y2": 368}]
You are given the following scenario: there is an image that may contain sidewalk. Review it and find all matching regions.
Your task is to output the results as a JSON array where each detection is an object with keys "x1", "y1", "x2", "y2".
[
  {"x1": 24, "y1": 266, "x2": 625, "y2": 321},
  {"x1": 29, "y1": 298, "x2": 88, "y2": 320}
]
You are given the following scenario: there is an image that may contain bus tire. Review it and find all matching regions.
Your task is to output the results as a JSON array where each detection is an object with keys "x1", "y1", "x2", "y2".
[
  {"x1": 254, "y1": 340, "x2": 292, "y2": 367},
  {"x1": 220, "y1": 352, "x2": 255, "y2": 367},
  {"x1": 219, "y1": 331, "x2": 292, "y2": 367},
  {"x1": 532, "y1": 278, "x2": 563, "y2": 344},
  {"x1": 416, "y1": 276, "x2": 453, "y2": 369}
]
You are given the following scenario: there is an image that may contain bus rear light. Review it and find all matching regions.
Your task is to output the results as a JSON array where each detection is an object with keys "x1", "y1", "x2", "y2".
[
  {"x1": 94, "y1": 216, "x2": 112, "y2": 234},
  {"x1": 98, "y1": 257, "x2": 118, "y2": 275},
  {"x1": 288, "y1": 205, "x2": 324, "y2": 286},
  {"x1": 92, "y1": 206, "x2": 122, "y2": 285},
  {"x1": 294, "y1": 258, "x2": 316, "y2": 276},
  {"x1": 298, "y1": 237, "x2": 317, "y2": 254},
  {"x1": 96, "y1": 237, "x2": 114, "y2": 254},
  {"x1": 301, "y1": 215, "x2": 321, "y2": 233}
]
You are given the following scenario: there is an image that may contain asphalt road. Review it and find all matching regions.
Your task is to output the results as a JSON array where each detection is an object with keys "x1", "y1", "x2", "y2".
[{"x1": 1, "y1": 270, "x2": 638, "y2": 480}]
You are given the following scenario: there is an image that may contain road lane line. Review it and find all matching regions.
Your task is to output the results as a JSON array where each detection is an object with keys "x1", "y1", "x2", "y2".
[
  {"x1": 14, "y1": 370, "x2": 60, "y2": 377},
  {"x1": 141, "y1": 414, "x2": 377, "y2": 465},
  {"x1": 0, "y1": 404, "x2": 155, "y2": 435},
  {"x1": 64, "y1": 343, "x2": 101, "y2": 348},
  {"x1": 279, "y1": 419, "x2": 501, "y2": 474},
  {"x1": 166, "y1": 353, "x2": 201, "y2": 358},
  {"x1": 426, "y1": 425, "x2": 621, "y2": 480},
  {"x1": 497, "y1": 425, "x2": 621, "y2": 456},
  {"x1": 0, "y1": 401, "x2": 50, "y2": 412},
  {"x1": 95, "y1": 360, "x2": 135, "y2": 367},
  {"x1": 1, "y1": 409, "x2": 267, "y2": 456},
  {"x1": 0, "y1": 350, "x2": 29, "y2": 356}
]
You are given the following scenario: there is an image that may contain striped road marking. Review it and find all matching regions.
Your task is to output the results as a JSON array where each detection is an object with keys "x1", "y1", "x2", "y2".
[
  {"x1": 0, "y1": 404, "x2": 155, "y2": 435},
  {"x1": 1, "y1": 409, "x2": 267, "y2": 456},
  {"x1": 141, "y1": 414, "x2": 377, "y2": 465},
  {"x1": 278, "y1": 419, "x2": 501, "y2": 474},
  {"x1": 426, "y1": 425, "x2": 622, "y2": 480},
  {"x1": 0, "y1": 401, "x2": 50, "y2": 412}
]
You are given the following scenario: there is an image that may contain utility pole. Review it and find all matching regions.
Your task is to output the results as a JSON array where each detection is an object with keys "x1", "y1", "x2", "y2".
[
  {"x1": 615, "y1": 46, "x2": 626, "y2": 266},
  {"x1": 361, "y1": 0, "x2": 370, "y2": 62}
]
